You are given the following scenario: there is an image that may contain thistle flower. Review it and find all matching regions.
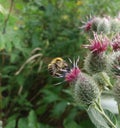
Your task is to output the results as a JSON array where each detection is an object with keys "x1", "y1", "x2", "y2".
[
  {"x1": 74, "y1": 73, "x2": 99, "y2": 106},
  {"x1": 65, "y1": 67, "x2": 80, "y2": 83},
  {"x1": 111, "y1": 34, "x2": 120, "y2": 51},
  {"x1": 80, "y1": 16, "x2": 93, "y2": 32},
  {"x1": 48, "y1": 57, "x2": 100, "y2": 108},
  {"x1": 84, "y1": 33, "x2": 109, "y2": 54},
  {"x1": 64, "y1": 58, "x2": 99, "y2": 107},
  {"x1": 65, "y1": 58, "x2": 81, "y2": 83},
  {"x1": 113, "y1": 79, "x2": 120, "y2": 103},
  {"x1": 84, "y1": 33, "x2": 109, "y2": 74}
]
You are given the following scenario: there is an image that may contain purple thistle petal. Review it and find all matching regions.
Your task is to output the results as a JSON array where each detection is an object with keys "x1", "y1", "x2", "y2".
[
  {"x1": 83, "y1": 33, "x2": 109, "y2": 54},
  {"x1": 65, "y1": 67, "x2": 81, "y2": 83}
]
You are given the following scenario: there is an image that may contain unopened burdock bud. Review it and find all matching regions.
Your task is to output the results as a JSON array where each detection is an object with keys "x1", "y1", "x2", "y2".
[
  {"x1": 110, "y1": 19, "x2": 120, "y2": 33},
  {"x1": 97, "y1": 18, "x2": 111, "y2": 34},
  {"x1": 74, "y1": 73, "x2": 99, "y2": 106},
  {"x1": 84, "y1": 53, "x2": 107, "y2": 74},
  {"x1": 91, "y1": 17, "x2": 101, "y2": 32},
  {"x1": 83, "y1": 33, "x2": 109, "y2": 74},
  {"x1": 81, "y1": 19, "x2": 93, "y2": 32}
]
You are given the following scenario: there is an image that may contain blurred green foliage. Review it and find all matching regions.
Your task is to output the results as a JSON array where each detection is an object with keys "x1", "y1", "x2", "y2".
[{"x1": 0, "y1": 0, "x2": 120, "y2": 128}]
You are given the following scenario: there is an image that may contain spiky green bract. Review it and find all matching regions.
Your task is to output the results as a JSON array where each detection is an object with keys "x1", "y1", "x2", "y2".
[
  {"x1": 93, "y1": 72, "x2": 111, "y2": 91},
  {"x1": 84, "y1": 52, "x2": 107, "y2": 74},
  {"x1": 74, "y1": 73, "x2": 99, "y2": 107},
  {"x1": 113, "y1": 79, "x2": 120, "y2": 103},
  {"x1": 110, "y1": 19, "x2": 120, "y2": 33},
  {"x1": 91, "y1": 17, "x2": 101, "y2": 32},
  {"x1": 97, "y1": 18, "x2": 111, "y2": 34},
  {"x1": 107, "y1": 51, "x2": 120, "y2": 77}
]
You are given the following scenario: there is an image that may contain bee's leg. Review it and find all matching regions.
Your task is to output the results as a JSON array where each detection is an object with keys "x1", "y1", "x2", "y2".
[
  {"x1": 59, "y1": 69, "x2": 68, "y2": 73},
  {"x1": 54, "y1": 73, "x2": 64, "y2": 78}
]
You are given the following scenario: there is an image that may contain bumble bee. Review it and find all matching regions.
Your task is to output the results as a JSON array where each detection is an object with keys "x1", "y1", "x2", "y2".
[{"x1": 48, "y1": 57, "x2": 69, "y2": 77}]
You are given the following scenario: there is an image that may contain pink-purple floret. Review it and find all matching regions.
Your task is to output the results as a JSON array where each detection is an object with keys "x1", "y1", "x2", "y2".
[
  {"x1": 84, "y1": 33, "x2": 109, "y2": 54},
  {"x1": 65, "y1": 67, "x2": 81, "y2": 83}
]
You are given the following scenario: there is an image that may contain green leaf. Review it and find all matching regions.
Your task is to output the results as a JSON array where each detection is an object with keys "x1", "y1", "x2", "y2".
[
  {"x1": 0, "y1": 4, "x2": 7, "y2": 14},
  {"x1": 10, "y1": 52, "x2": 19, "y2": 63},
  {"x1": 51, "y1": 101, "x2": 67, "y2": 117},
  {"x1": 5, "y1": 41, "x2": 13, "y2": 52},
  {"x1": 39, "y1": 123, "x2": 53, "y2": 128},
  {"x1": 36, "y1": 104, "x2": 47, "y2": 115},
  {"x1": 104, "y1": 109, "x2": 116, "y2": 125},
  {"x1": 116, "y1": 115, "x2": 120, "y2": 128},
  {"x1": 80, "y1": 119, "x2": 96, "y2": 128},
  {"x1": 87, "y1": 105, "x2": 110, "y2": 128},
  {"x1": 16, "y1": 75, "x2": 25, "y2": 86},
  {"x1": 18, "y1": 118, "x2": 28, "y2": 128},
  {"x1": 63, "y1": 118, "x2": 80, "y2": 128},
  {"x1": 4, "y1": 115, "x2": 17, "y2": 128},
  {"x1": 65, "y1": 108, "x2": 78, "y2": 121},
  {"x1": 4, "y1": 120, "x2": 16, "y2": 128},
  {"x1": 42, "y1": 88, "x2": 61, "y2": 103},
  {"x1": 28, "y1": 110, "x2": 38, "y2": 128},
  {"x1": 0, "y1": 35, "x2": 5, "y2": 50},
  {"x1": 0, "y1": 121, "x2": 2, "y2": 128}
]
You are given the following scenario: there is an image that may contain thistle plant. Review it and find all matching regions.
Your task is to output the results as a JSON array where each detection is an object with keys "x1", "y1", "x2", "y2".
[
  {"x1": 81, "y1": 15, "x2": 120, "y2": 34},
  {"x1": 74, "y1": 73, "x2": 99, "y2": 106},
  {"x1": 80, "y1": 15, "x2": 93, "y2": 32},
  {"x1": 83, "y1": 33, "x2": 109, "y2": 74},
  {"x1": 48, "y1": 15, "x2": 120, "y2": 128}
]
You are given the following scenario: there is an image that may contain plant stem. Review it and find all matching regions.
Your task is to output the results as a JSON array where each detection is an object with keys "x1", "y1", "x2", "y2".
[
  {"x1": 2, "y1": 0, "x2": 14, "y2": 34},
  {"x1": 95, "y1": 101, "x2": 117, "y2": 128},
  {"x1": 117, "y1": 103, "x2": 120, "y2": 115}
]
